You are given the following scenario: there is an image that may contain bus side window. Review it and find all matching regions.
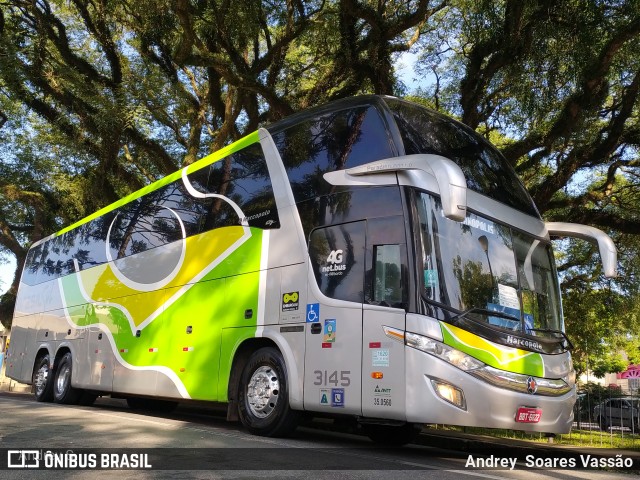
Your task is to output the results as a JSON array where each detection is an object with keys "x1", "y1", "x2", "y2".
[
  {"x1": 196, "y1": 143, "x2": 279, "y2": 231},
  {"x1": 272, "y1": 106, "x2": 395, "y2": 203},
  {"x1": 365, "y1": 215, "x2": 407, "y2": 310},
  {"x1": 21, "y1": 247, "x2": 40, "y2": 285},
  {"x1": 309, "y1": 222, "x2": 365, "y2": 303},
  {"x1": 373, "y1": 245, "x2": 403, "y2": 307}
]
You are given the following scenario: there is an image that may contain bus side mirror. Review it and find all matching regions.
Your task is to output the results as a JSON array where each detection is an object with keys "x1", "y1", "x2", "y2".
[
  {"x1": 324, "y1": 154, "x2": 467, "y2": 222},
  {"x1": 546, "y1": 222, "x2": 617, "y2": 278}
]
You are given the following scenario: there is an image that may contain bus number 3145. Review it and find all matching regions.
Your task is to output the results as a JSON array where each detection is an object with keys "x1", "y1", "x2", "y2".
[{"x1": 313, "y1": 370, "x2": 351, "y2": 387}]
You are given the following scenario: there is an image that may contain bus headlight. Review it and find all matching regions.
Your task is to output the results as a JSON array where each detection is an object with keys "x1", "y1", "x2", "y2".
[
  {"x1": 405, "y1": 332, "x2": 484, "y2": 371},
  {"x1": 405, "y1": 331, "x2": 571, "y2": 396}
]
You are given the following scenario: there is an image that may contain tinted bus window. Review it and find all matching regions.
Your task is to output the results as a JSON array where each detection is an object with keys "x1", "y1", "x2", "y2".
[
  {"x1": 271, "y1": 106, "x2": 395, "y2": 203},
  {"x1": 188, "y1": 143, "x2": 279, "y2": 230},
  {"x1": 309, "y1": 222, "x2": 366, "y2": 303},
  {"x1": 383, "y1": 98, "x2": 539, "y2": 217},
  {"x1": 23, "y1": 142, "x2": 278, "y2": 284},
  {"x1": 21, "y1": 246, "x2": 40, "y2": 285},
  {"x1": 74, "y1": 215, "x2": 112, "y2": 271},
  {"x1": 108, "y1": 198, "x2": 184, "y2": 261}
]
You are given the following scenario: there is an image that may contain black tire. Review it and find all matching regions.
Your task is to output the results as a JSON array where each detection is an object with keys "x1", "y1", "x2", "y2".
[
  {"x1": 126, "y1": 397, "x2": 148, "y2": 410},
  {"x1": 238, "y1": 347, "x2": 299, "y2": 437},
  {"x1": 53, "y1": 353, "x2": 81, "y2": 404},
  {"x1": 78, "y1": 392, "x2": 98, "y2": 406},
  {"x1": 33, "y1": 354, "x2": 54, "y2": 402},
  {"x1": 363, "y1": 422, "x2": 423, "y2": 446}
]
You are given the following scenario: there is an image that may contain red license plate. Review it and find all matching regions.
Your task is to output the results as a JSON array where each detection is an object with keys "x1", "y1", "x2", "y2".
[{"x1": 515, "y1": 407, "x2": 542, "y2": 423}]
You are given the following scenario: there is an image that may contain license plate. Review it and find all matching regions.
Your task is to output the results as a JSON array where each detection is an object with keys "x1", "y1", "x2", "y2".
[{"x1": 515, "y1": 407, "x2": 542, "y2": 423}]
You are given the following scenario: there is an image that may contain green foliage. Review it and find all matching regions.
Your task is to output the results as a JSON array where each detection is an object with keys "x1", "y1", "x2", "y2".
[
  {"x1": 0, "y1": 0, "x2": 638, "y2": 382},
  {"x1": 412, "y1": 0, "x2": 640, "y2": 378},
  {"x1": 563, "y1": 287, "x2": 640, "y2": 377},
  {"x1": 0, "y1": 0, "x2": 443, "y2": 325}
]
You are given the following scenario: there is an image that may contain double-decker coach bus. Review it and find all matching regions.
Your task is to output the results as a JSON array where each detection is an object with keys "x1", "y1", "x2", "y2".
[{"x1": 6, "y1": 96, "x2": 616, "y2": 444}]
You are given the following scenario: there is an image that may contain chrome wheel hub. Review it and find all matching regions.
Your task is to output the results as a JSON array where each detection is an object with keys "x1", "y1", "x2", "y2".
[
  {"x1": 35, "y1": 364, "x2": 49, "y2": 396},
  {"x1": 56, "y1": 364, "x2": 70, "y2": 395},
  {"x1": 247, "y1": 366, "x2": 280, "y2": 418}
]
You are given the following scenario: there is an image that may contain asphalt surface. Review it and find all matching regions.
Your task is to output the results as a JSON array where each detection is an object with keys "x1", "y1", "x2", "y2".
[{"x1": 0, "y1": 385, "x2": 638, "y2": 476}]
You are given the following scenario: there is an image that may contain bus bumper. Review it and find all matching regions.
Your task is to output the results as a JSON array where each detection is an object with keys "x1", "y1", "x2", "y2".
[{"x1": 405, "y1": 347, "x2": 575, "y2": 434}]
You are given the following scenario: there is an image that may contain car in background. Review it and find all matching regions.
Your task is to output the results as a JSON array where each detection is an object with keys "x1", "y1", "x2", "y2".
[{"x1": 593, "y1": 397, "x2": 640, "y2": 431}]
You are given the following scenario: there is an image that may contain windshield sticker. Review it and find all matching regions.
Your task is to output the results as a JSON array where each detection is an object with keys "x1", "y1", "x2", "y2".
[
  {"x1": 463, "y1": 216, "x2": 495, "y2": 234},
  {"x1": 441, "y1": 210, "x2": 495, "y2": 234},
  {"x1": 424, "y1": 269, "x2": 438, "y2": 288},
  {"x1": 497, "y1": 284, "x2": 519, "y2": 310}
]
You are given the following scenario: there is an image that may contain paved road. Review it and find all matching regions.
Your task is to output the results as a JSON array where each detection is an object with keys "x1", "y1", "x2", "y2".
[{"x1": 0, "y1": 392, "x2": 635, "y2": 479}]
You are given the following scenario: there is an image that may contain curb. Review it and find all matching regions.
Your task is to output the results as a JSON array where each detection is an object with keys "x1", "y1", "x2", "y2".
[{"x1": 0, "y1": 379, "x2": 30, "y2": 394}]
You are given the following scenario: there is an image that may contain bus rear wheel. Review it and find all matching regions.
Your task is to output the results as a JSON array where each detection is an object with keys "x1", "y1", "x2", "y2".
[
  {"x1": 53, "y1": 353, "x2": 81, "y2": 404},
  {"x1": 33, "y1": 354, "x2": 54, "y2": 402},
  {"x1": 238, "y1": 347, "x2": 299, "y2": 437},
  {"x1": 362, "y1": 422, "x2": 423, "y2": 446}
]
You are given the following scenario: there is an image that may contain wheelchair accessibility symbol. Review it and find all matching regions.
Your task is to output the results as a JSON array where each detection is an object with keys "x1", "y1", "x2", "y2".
[{"x1": 306, "y1": 303, "x2": 319, "y2": 323}]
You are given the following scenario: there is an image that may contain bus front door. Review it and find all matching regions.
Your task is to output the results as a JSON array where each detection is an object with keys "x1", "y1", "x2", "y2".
[{"x1": 304, "y1": 221, "x2": 366, "y2": 415}]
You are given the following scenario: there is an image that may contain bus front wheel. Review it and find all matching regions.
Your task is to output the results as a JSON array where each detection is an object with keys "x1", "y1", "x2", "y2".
[
  {"x1": 238, "y1": 347, "x2": 299, "y2": 437},
  {"x1": 53, "y1": 353, "x2": 81, "y2": 404},
  {"x1": 33, "y1": 354, "x2": 54, "y2": 402}
]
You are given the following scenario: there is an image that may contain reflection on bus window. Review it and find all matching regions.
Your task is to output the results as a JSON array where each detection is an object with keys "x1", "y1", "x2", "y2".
[
  {"x1": 309, "y1": 222, "x2": 365, "y2": 303},
  {"x1": 416, "y1": 192, "x2": 562, "y2": 337}
]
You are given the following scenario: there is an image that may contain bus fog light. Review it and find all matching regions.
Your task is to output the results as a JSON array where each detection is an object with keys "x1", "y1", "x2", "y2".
[{"x1": 430, "y1": 378, "x2": 466, "y2": 410}]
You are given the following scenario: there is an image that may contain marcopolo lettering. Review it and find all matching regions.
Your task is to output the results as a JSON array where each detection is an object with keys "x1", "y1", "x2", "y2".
[{"x1": 505, "y1": 335, "x2": 543, "y2": 352}]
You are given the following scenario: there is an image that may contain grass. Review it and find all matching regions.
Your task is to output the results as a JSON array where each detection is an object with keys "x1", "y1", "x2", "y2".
[{"x1": 425, "y1": 424, "x2": 640, "y2": 450}]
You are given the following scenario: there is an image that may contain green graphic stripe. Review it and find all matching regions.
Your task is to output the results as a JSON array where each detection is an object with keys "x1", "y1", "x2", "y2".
[
  {"x1": 441, "y1": 323, "x2": 545, "y2": 377},
  {"x1": 53, "y1": 131, "x2": 260, "y2": 239},
  {"x1": 60, "y1": 228, "x2": 264, "y2": 401}
]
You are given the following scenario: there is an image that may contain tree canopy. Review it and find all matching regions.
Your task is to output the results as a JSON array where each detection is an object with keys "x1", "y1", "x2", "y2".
[{"x1": 1, "y1": 0, "x2": 639, "y2": 377}]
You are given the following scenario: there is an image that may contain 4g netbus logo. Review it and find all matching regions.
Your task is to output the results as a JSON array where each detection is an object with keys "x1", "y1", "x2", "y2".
[{"x1": 321, "y1": 250, "x2": 346, "y2": 275}]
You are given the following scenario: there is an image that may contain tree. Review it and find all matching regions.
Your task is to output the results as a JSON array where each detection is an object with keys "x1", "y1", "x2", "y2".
[
  {"x1": 0, "y1": 0, "x2": 639, "y2": 381},
  {"x1": 0, "y1": 0, "x2": 445, "y2": 325},
  {"x1": 414, "y1": 0, "x2": 640, "y2": 375},
  {"x1": 417, "y1": 0, "x2": 640, "y2": 229}
]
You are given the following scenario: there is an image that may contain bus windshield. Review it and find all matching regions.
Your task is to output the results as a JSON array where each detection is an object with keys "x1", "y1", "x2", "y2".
[{"x1": 416, "y1": 192, "x2": 564, "y2": 342}]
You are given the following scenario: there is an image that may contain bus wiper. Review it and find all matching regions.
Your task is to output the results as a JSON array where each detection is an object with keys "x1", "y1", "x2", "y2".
[
  {"x1": 451, "y1": 308, "x2": 520, "y2": 324},
  {"x1": 527, "y1": 328, "x2": 574, "y2": 350}
]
